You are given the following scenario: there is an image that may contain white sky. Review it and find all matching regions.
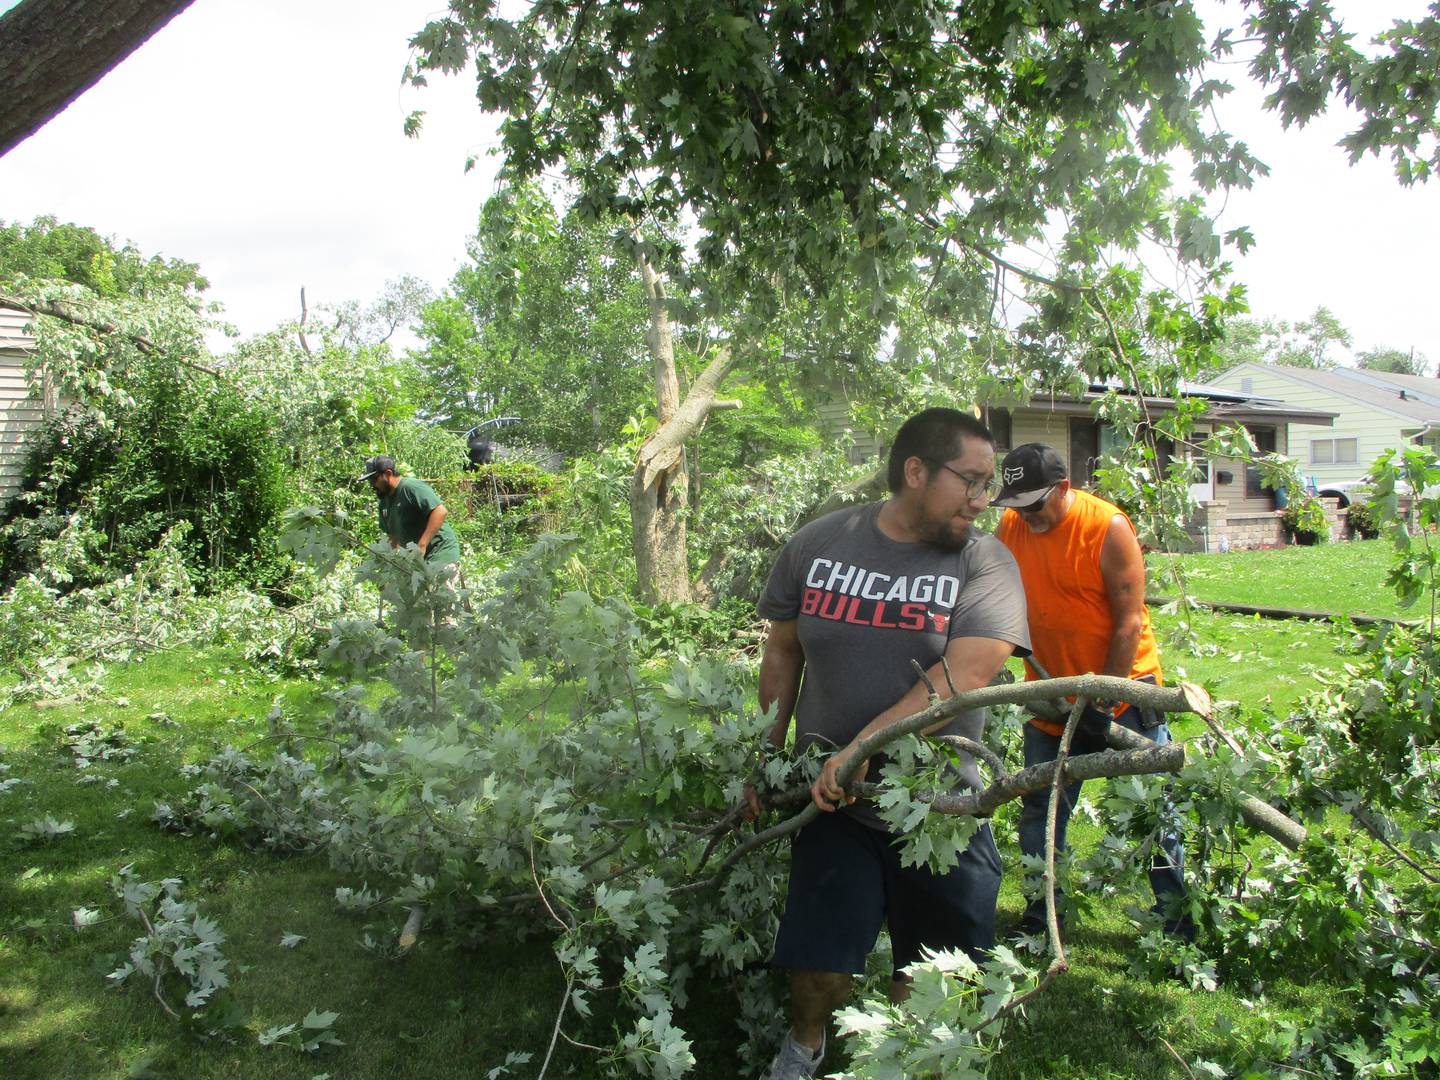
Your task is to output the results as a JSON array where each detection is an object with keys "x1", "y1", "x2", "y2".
[{"x1": 0, "y1": 0, "x2": 1435, "y2": 363}]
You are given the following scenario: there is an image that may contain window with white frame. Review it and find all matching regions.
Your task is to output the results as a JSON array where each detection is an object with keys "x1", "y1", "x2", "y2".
[{"x1": 1310, "y1": 437, "x2": 1358, "y2": 465}]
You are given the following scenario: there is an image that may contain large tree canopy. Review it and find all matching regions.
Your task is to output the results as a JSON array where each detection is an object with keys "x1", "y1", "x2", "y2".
[
  {"x1": 407, "y1": 1, "x2": 1440, "y2": 362},
  {"x1": 403, "y1": 0, "x2": 1440, "y2": 599},
  {"x1": 409, "y1": 0, "x2": 1255, "y2": 340}
]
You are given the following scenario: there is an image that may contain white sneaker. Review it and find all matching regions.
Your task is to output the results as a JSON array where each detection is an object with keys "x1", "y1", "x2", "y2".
[{"x1": 760, "y1": 1031, "x2": 824, "y2": 1080}]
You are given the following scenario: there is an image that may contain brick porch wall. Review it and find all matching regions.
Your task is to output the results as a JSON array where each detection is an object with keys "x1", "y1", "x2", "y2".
[{"x1": 1183, "y1": 497, "x2": 1347, "y2": 552}]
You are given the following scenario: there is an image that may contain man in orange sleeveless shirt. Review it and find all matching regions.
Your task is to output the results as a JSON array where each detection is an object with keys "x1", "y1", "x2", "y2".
[{"x1": 993, "y1": 443, "x2": 1189, "y2": 939}]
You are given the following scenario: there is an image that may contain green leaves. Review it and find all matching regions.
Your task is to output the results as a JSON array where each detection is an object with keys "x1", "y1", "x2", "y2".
[
  {"x1": 257, "y1": 1009, "x2": 342, "y2": 1053},
  {"x1": 17, "y1": 815, "x2": 76, "y2": 842},
  {"x1": 105, "y1": 867, "x2": 236, "y2": 1023}
]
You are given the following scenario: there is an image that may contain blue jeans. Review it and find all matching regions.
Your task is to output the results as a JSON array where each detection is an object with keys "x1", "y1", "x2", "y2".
[{"x1": 1017, "y1": 708, "x2": 1186, "y2": 924}]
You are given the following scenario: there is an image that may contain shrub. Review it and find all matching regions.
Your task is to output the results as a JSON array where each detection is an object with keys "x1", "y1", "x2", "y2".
[
  {"x1": 1346, "y1": 499, "x2": 1380, "y2": 539},
  {"x1": 1280, "y1": 494, "x2": 1329, "y2": 545},
  {"x1": 1, "y1": 372, "x2": 294, "y2": 589}
]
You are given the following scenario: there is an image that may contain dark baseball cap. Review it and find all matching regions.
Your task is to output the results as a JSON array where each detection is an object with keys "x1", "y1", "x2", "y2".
[
  {"x1": 991, "y1": 443, "x2": 1068, "y2": 508},
  {"x1": 358, "y1": 455, "x2": 397, "y2": 482}
]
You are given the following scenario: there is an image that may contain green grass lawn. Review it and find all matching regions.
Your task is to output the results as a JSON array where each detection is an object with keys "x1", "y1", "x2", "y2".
[
  {"x1": 1152, "y1": 608, "x2": 1356, "y2": 715},
  {"x1": 1, "y1": 608, "x2": 1359, "y2": 1078},
  {"x1": 1150, "y1": 537, "x2": 1420, "y2": 621}
]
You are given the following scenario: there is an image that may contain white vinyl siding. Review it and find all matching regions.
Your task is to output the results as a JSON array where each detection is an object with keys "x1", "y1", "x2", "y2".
[{"x1": 0, "y1": 307, "x2": 43, "y2": 502}]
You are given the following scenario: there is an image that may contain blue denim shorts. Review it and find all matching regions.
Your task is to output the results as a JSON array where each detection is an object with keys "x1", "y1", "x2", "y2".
[{"x1": 770, "y1": 808, "x2": 1002, "y2": 979}]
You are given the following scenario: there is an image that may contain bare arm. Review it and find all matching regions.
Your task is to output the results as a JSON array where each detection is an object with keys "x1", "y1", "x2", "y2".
[
  {"x1": 416, "y1": 503, "x2": 449, "y2": 552},
  {"x1": 757, "y1": 619, "x2": 804, "y2": 747},
  {"x1": 743, "y1": 619, "x2": 804, "y2": 819},
  {"x1": 1098, "y1": 513, "x2": 1146, "y2": 678},
  {"x1": 812, "y1": 635, "x2": 1018, "y2": 810}
]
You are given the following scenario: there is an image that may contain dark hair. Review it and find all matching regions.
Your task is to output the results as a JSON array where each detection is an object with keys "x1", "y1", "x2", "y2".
[{"x1": 886, "y1": 408, "x2": 994, "y2": 493}]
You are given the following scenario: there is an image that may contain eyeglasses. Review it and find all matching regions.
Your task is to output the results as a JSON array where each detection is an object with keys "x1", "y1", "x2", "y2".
[{"x1": 936, "y1": 462, "x2": 999, "y2": 501}]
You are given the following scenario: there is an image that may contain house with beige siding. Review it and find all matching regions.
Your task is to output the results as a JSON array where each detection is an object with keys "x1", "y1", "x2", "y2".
[
  {"x1": 817, "y1": 385, "x2": 1337, "y2": 550},
  {"x1": 1202, "y1": 363, "x2": 1440, "y2": 504},
  {"x1": 0, "y1": 304, "x2": 52, "y2": 503}
]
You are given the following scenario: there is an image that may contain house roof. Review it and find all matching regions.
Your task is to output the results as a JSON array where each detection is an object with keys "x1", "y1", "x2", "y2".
[
  {"x1": 0, "y1": 305, "x2": 36, "y2": 354},
  {"x1": 1211, "y1": 363, "x2": 1440, "y2": 429},
  {"x1": 1014, "y1": 382, "x2": 1336, "y2": 428}
]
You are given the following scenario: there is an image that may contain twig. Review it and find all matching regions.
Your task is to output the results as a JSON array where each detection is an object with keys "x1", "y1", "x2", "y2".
[
  {"x1": 537, "y1": 970, "x2": 577, "y2": 1080},
  {"x1": 1200, "y1": 709, "x2": 1246, "y2": 758},
  {"x1": 1041, "y1": 699, "x2": 1084, "y2": 968},
  {"x1": 151, "y1": 968, "x2": 180, "y2": 1020},
  {"x1": 558, "y1": 1029, "x2": 609, "y2": 1053},
  {"x1": 297, "y1": 286, "x2": 313, "y2": 357},
  {"x1": 974, "y1": 956, "x2": 1067, "y2": 1033},
  {"x1": 1347, "y1": 806, "x2": 1440, "y2": 884},
  {"x1": 623, "y1": 664, "x2": 650, "y2": 771},
  {"x1": 939, "y1": 655, "x2": 959, "y2": 697},
  {"x1": 909, "y1": 659, "x2": 939, "y2": 702},
  {"x1": 935, "y1": 735, "x2": 1008, "y2": 782},
  {"x1": 1160, "y1": 1037, "x2": 1197, "y2": 1079},
  {"x1": 530, "y1": 841, "x2": 573, "y2": 932}
]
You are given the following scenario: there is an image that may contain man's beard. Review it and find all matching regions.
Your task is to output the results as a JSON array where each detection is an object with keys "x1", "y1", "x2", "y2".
[{"x1": 917, "y1": 517, "x2": 971, "y2": 552}]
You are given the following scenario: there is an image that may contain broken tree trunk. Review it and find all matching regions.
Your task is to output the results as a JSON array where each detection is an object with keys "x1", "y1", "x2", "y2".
[{"x1": 629, "y1": 248, "x2": 738, "y2": 603}]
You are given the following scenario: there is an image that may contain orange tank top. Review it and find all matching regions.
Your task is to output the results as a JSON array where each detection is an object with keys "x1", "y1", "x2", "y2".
[{"x1": 997, "y1": 489, "x2": 1162, "y2": 733}]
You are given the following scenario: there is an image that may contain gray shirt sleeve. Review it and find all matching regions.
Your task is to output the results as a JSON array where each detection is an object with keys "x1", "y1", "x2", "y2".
[{"x1": 949, "y1": 535, "x2": 1032, "y2": 656}]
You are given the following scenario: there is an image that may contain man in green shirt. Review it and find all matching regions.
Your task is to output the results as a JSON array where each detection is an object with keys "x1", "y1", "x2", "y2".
[{"x1": 359, "y1": 456, "x2": 461, "y2": 567}]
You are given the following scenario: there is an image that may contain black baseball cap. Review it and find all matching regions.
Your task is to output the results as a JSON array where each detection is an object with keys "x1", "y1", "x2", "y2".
[
  {"x1": 991, "y1": 443, "x2": 1068, "y2": 509},
  {"x1": 358, "y1": 455, "x2": 397, "y2": 482}
]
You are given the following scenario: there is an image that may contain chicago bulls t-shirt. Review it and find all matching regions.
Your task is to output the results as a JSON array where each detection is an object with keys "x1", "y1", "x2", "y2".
[{"x1": 758, "y1": 502, "x2": 1030, "y2": 828}]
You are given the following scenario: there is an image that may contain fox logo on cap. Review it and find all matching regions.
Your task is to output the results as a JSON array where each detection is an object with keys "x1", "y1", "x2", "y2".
[{"x1": 1003, "y1": 465, "x2": 1026, "y2": 484}]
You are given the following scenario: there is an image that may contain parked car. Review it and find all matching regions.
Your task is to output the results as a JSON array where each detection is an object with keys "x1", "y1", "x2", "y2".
[{"x1": 1317, "y1": 476, "x2": 1412, "y2": 508}]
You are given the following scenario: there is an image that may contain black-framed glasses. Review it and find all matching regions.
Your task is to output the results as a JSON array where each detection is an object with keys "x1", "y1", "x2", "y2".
[{"x1": 935, "y1": 462, "x2": 999, "y2": 500}]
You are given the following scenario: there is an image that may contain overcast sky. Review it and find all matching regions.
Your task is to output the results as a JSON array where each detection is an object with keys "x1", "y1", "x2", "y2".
[{"x1": 0, "y1": 0, "x2": 1435, "y2": 364}]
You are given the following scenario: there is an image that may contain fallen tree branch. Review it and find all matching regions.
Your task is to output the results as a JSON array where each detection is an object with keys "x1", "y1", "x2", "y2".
[
  {"x1": 0, "y1": 291, "x2": 220, "y2": 376},
  {"x1": 1103, "y1": 723, "x2": 1307, "y2": 850},
  {"x1": 675, "y1": 742, "x2": 1185, "y2": 896}
]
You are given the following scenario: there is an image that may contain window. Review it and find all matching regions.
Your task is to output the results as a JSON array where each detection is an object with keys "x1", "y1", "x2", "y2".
[
  {"x1": 1245, "y1": 425, "x2": 1276, "y2": 498},
  {"x1": 983, "y1": 407, "x2": 1012, "y2": 451},
  {"x1": 1068, "y1": 418, "x2": 1172, "y2": 488},
  {"x1": 1069, "y1": 417, "x2": 1101, "y2": 488},
  {"x1": 1310, "y1": 438, "x2": 1358, "y2": 465}
]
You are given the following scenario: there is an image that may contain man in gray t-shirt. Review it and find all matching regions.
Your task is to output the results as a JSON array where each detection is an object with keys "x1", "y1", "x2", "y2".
[{"x1": 751, "y1": 408, "x2": 1030, "y2": 1080}]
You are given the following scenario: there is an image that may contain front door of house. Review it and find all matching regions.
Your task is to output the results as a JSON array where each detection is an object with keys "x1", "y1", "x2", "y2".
[{"x1": 1188, "y1": 455, "x2": 1213, "y2": 505}]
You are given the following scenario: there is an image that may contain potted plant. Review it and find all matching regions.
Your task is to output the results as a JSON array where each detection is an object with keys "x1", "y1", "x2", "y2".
[
  {"x1": 1281, "y1": 494, "x2": 1330, "y2": 545},
  {"x1": 1346, "y1": 499, "x2": 1380, "y2": 540}
]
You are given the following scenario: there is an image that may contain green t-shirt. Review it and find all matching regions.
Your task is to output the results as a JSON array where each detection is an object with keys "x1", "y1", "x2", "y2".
[{"x1": 378, "y1": 476, "x2": 460, "y2": 565}]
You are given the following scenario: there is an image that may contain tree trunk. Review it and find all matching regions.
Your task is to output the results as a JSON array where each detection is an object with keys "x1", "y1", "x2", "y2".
[
  {"x1": 630, "y1": 250, "x2": 737, "y2": 603},
  {"x1": 0, "y1": 0, "x2": 197, "y2": 157}
]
